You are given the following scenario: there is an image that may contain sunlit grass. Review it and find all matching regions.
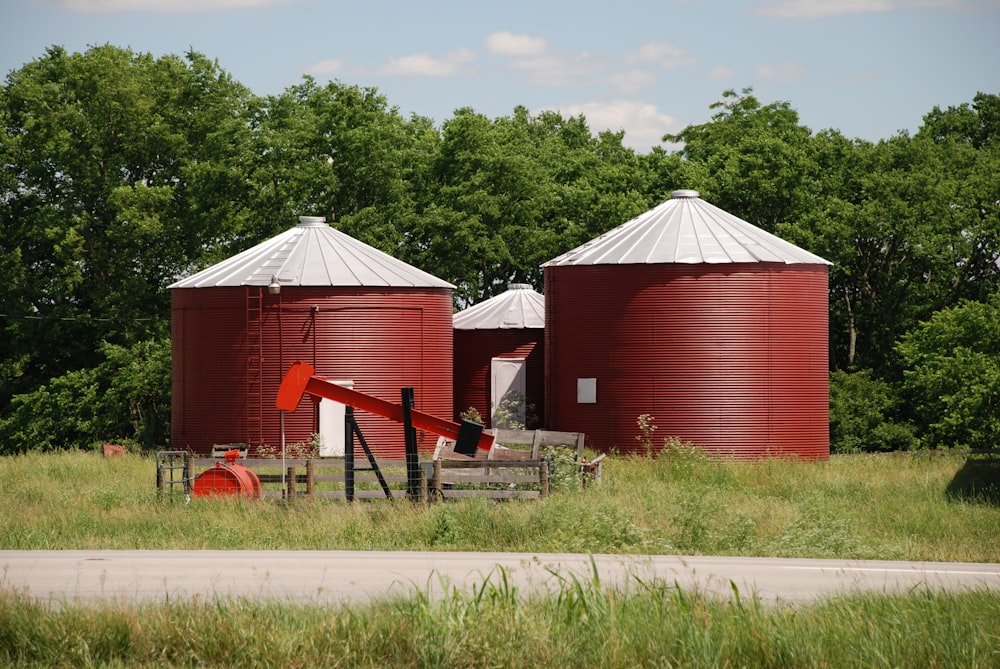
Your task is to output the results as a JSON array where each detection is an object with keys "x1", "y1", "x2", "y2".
[
  {"x1": 2, "y1": 570, "x2": 998, "y2": 668},
  {"x1": 1, "y1": 449, "x2": 998, "y2": 561},
  {"x1": 2, "y1": 449, "x2": 999, "y2": 666}
]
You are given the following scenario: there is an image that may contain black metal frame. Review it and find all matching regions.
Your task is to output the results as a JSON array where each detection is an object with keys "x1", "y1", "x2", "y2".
[
  {"x1": 343, "y1": 386, "x2": 484, "y2": 502},
  {"x1": 343, "y1": 405, "x2": 392, "y2": 501}
]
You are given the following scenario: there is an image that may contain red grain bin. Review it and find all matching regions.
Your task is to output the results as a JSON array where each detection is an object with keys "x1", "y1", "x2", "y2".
[
  {"x1": 170, "y1": 217, "x2": 455, "y2": 458},
  {"x1": 542, "y1": 190, "x2": 831, "y2": 459}
]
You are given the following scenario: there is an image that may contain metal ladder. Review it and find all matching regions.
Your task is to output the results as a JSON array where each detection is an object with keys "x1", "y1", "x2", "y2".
[
  {"x1": 156, "y1": 451, "x2": 190, "y2": 499},
  {"x1": 245, "y1": 287, "x2": 264, "y2": 447}
]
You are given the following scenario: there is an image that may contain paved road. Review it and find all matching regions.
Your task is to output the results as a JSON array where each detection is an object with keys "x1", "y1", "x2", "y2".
[{"x1": 2, "y1": 550, "x2": 998, "y2": 606}]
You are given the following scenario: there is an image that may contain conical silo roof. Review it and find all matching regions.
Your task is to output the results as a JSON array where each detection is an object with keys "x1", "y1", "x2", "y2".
[
  {"x1": 169, "y1": 216, "x2": 454, "y2": 289},
  {"x1": 542, "y1": 190, "x2": 831, "y2": 267},
  {"x1": 453, "y1": 283, "x2": 545, "y2": 330}
]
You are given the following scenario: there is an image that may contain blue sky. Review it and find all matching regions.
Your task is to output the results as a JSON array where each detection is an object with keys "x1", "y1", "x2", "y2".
[{"x1": 2, "y1": 0, "x2": 997, "y2": 152}]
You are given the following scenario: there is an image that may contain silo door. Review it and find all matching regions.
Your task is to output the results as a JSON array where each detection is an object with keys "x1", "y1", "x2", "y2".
[
  {"x1": 318, "y1": 380, "x2": 354, "y2": 457},
  {"x1": 490, "y1": 358, "x2": 526, "y2": 429}
]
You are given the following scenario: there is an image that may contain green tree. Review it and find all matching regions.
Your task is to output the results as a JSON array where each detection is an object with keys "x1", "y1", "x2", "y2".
[
  {"x1": 426, "y1": 107, "x2": 551, "y2": 304},
  {"x1": 423, "y1": 106, "x2": 652, "y2": 305},
  {"x1": 897, "y1": 292, "x2": 1000, "y2": 450},
  {"x1": 780, "y1": 130, "x2": 873, "y2": 369},
  {"x1": 916, "y1": 93, "x2": 1000, "y2": 306},
  {"x1": 664, "y1": 87, "x2": 819, "y2": 233},
  {"x1": 242, "y1": 78, "x2": 438, "y2": 261},
  {"x1": 681, "y1": 90, "x2": 1000, "y2": 375},
  {"x1": 0, "y1": 338, "x2": 170, "y2": 452},
  {"x1": 829, "y1": 369, "x2": 916, "y2": 453},
  {"x1": 920, "y1": 91, "x2": 1000, "y2": 149},
  {"x1": 0, "y1": 45, "x2": 252, "y2": 449},
  {"x1": 832, "y1": 135, "x2": 960, "y2": 373},
  {"x1": 818, "y1": 125, "x2": 999, "y2": 374}
]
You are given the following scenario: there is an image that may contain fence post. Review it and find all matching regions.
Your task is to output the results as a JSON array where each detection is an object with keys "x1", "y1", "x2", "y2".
[
  {"x1": 540, "y1": 460, "x2": 549, "y2": 498},
  {"x1": 433, "y1": 459, "x2": 442, "y2": 497},
  {"x1": 185, "y1": 453, "x2": 194, "y2": 496},
  {"x1": 306, "y1": 459, "x2": 315, "y2": 499},
  {"x1": 345, "y1": 407, "x2": 355, "y2": 502},
  {"x1": 286, "y1": 466, "x2": 296, "y2": 501},
  {"x1": 401, "y1": 387, "x2": 420, "y2": 501},
  {"x1": 420, "y1": 463, "x2": 429, "y2": 504}
]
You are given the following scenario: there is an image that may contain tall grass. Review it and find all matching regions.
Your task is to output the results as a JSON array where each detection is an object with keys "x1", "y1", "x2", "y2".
[
  {"x1": 2, "y1": 449, "x2": 999, "y2": 667},
  {"x1": 0, "y1": 449, "x2": 998, "y2": 561},
  {"x1": 2, "y1": 572, "x2": 998, "y2": 668}
]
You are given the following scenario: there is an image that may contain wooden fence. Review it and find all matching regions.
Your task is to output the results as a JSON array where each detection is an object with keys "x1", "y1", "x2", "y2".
[
  {"x1": 158, "y1": 455, "x2": 549, "y2": 502},
  {"x1": 432, "y1": 428, "x2": 602, "y2": 485}
]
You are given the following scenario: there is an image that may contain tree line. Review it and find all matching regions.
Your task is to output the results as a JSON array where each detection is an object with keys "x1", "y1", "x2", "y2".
[{"x1": 1, "y1": 44, "x2": 997, "y2": 453}]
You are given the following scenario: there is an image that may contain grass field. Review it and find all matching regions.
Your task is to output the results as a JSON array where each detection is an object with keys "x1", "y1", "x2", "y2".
[
  {"x1": 2, "y1": 448, "x2": 998, "y2": 667},
  {"x1": 2, "y1": 448, "x2": 998, "y2": 560}
]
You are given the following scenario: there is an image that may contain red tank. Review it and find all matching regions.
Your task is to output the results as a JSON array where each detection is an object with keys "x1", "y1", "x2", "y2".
[
  {"x1": 170, "y1": 216, "x2": 455, "y2": 458},
  {"x1": 192, "y1": 451, "x2": 261, "y2": 498},
  {"x1": 543, "y1": 191, "x2": 831, "y2": 459},
  {"x1": 452, "y1": 284, "x2": 545, "y2": 428}
]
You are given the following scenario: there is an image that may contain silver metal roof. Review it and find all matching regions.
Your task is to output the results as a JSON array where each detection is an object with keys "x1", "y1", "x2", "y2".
[
  {"x1": 453, "y1": 283, "x2": 545, "y2": 330},
  {"x1": 169, "y1": 216, "x2": 455, "y2": 289},
  {"x1": 542, "y1": 190, "x2": 831, "y2": 267}
]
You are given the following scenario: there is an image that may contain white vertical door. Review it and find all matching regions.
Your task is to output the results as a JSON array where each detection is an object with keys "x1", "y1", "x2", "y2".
[
  {"x1": 490, "y1": 358, "x2": 526, "y2": 428},
  {"x1": 318, "y1": 380, "x2": 354, "y2": 457}
]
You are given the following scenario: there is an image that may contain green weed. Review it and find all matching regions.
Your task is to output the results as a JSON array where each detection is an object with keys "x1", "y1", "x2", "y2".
[
  {"x1": 3, "y1": 576, "x2": 997, "y2": 668},
  {"x1": 1, "y1": 449, "x2": 998, "y2": 561}
]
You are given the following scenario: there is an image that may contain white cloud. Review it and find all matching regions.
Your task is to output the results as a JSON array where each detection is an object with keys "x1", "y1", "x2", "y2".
[
  {"x1": 709, "y1": 65, "x2": 736, "y2": 80},
  {"x1": 754, "y1": 0, "x2": 892, "y2": 17},
  {"x1": 378, "y1": 49, "x2": 476, "y2": 77},
  {"x1": 484, "y1": 30, "x2": 606, "y2": 87},
  {"x1": 606, "y1": 69, "x2": 657, "y2": 95},
  {"x1": 627, "y1": 42, "x2": 697, "y2": 70},
  {"x1": 558, "y1": 99, "x2": 681, "y2": 152},
  {"x1": 755, "y1": 62, "x2": 807, "y2": 80},
  {"x1": 57, "y1": 0, "x2": 290, "y2": 12},
  {"x1": 486, "y1": 31, "x2": 547, "y2": 57},
  {"x1": 508, "y1": 52, "x2": 606, "y2": 87},
  {"x1": 750, "y1": 0, "x2": 983, "y2": 18},
  {"x1": 305, "y1": 58, "x2": 345, "y2": 76}
]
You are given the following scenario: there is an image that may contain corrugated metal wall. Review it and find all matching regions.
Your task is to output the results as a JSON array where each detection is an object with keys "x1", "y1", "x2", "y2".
[
  {"x1": 172, "y1": 286, "x2": 454, "y2": 457},
  {"x1": 453, "y1": 329, "x2": 544, "y2": 428},
  {"x1": 544, "y1": 263, "x2": 829, "y2": 459}
]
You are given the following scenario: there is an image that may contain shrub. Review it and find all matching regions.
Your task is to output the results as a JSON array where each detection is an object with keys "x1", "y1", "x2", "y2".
[
  {"x1": 0, "y1": 337, "x2": 171, "y2": 454},
  {"x1": 491, "y1": 390, "x2": 537, "y2": 430},
  {"x1": 459, "y1": 406, "x2": 483, "y2": 424},
  {"x1": 896, "y1": 292, "x2": 1000, "y2": 449},
  {"x1": 829, "y1": 369, "x2": 917, "y2": 453}
]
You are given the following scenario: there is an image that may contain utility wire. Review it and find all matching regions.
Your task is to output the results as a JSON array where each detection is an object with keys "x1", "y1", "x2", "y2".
[{"x1": 0, "y1": 312, "x2": 160, "y2": 323}]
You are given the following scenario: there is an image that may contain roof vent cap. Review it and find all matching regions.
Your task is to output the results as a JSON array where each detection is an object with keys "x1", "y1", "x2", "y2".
[
  {"x1": 297, "y1": 216, "x2": 327, "y2": 227},
  {"x1": 671, "y1": 189, "x2": 700, "y2": 199},
  {"x1": 508, "y1": 283, "x2": 533, "y2": 290}
]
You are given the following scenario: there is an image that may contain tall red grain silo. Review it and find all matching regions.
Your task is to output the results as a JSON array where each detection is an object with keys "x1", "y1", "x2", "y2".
[
  {"x1": 542, "y1": 190, "x2": 831, "y2": 459},
  {"x1": 453, "y1": 283, "x2": 545, "y2": 429},
  {"x1": 170, "y1": 216, "x2": 455, "y2": 458}
]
